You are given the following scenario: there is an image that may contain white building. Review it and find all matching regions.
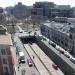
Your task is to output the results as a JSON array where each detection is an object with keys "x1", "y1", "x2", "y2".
[{"x1": 40, "y1": 21, "x2": 75, "y2": 54}]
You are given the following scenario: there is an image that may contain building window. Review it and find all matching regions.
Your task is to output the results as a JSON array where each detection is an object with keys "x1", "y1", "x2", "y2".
[
  {"x1": 1, "y1": 49, "x2": 6, "y2": 55},
  {"x1": 4, "y1": 66, "x2": 9, "y2": 74},
  {"x1": 65, "y1": 43, "x2": 68, "y2": 47},
  {"x1": 3, "y1": 58, "x2": 7, "y2": 64},
  {"x1": 61, "y1": 41, "x2": 63, "y2": 44},
  {"x1": 69, "y1": 34, "x2": 72, "y2": 39}
]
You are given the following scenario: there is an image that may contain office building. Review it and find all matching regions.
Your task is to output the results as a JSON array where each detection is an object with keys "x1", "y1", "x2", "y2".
[
  {"x1": 32, "y1": 2, "x2": 73, "y2": 19},
  {"x1": 12, "y1": 2, "x2": 29, "y2": 19},
  {"x1": 32, "y1": 2, "x2": 55, "y2": 17}
]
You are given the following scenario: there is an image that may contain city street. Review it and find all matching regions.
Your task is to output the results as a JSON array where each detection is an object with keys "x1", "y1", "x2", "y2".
[{"x1": 14, "y1": 34, "x2": 39, "y2": 75}]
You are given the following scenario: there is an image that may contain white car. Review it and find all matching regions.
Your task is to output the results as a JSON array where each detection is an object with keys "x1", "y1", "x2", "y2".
[
  {"x1": 64, "y1": 51, "x2": 70, "y2": 58},
  {"x1": 19, "y1": 52, "x2": 25, "y2": 63},
  {"x1": 70, "y1": 57, "x2": 75, "y2": 64}
]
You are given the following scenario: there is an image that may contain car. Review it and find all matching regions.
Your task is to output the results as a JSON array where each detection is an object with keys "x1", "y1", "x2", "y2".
[
  {"x1": 59, "y1": 50, "x2": 64, "y2": 54},
  {"x1": 52, "y1": 64, "x2": 58, "y2": 70},
  {"x1": 64, "y1": 51, "x2": 70, "y2": 58},
  {"x1": 70, "y1": 57, "x2": 75, "y2": 64},
  {"x1": 27, "y1": 59, "x2": 33, "y2": 67},
  {"x1": 19, "y1": 30, "x2": 24, "y2": 33},
  {"x1": 19, "y1": 52, "x2": 25, "y2": 64},
  {"x1": 56, "y1": 46, "x2": 64, "y2": 54},
  {"x1": 19, "y1": 31, "x2": 23, "y2": 33},
  {"x1": 19, "y1": 56, "x2": 25, "y2": 64},
  {"x1": 50, "y1": 43, "x2": 56, "y2": 48},
  {"x1": 42, "y1": 37, "x2": 46, "y2": 41}
]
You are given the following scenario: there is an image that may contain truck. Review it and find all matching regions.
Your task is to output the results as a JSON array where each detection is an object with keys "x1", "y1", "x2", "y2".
[{"x1": 19, "y1": 52, "x2": 25, "y2": 63}]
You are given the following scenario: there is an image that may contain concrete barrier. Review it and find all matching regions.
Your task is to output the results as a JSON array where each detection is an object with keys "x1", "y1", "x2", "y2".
[{"x1": 36, "y1": 38, "x2": 75, "y2": 75}]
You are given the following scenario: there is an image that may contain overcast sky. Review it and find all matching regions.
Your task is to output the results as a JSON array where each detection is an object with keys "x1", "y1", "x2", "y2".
[{"x1": 0, "y1": 0, "x2": 75, "y2": 8}]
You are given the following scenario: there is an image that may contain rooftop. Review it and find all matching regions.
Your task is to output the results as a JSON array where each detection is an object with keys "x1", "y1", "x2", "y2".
[
  {"x1": 0, "y1": 33, "x2": 12, "y2": 45},
  {"x1": 41, "y1": 21, "x2": 75, "y2": 35}
]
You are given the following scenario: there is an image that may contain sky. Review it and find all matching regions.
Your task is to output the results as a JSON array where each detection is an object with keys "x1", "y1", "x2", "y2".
[{"x1": 0, "y1": 0, "x2": 75, "y2": 8}]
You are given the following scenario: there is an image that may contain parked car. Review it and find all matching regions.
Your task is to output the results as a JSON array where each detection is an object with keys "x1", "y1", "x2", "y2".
[
  {"x1": 42, "y1": 37, "x2": 46, "y2": 41},
  {"x1": 27, "y1": 59, "x2": 33, "y2": 67},
  {"x1": 56, "y1": 46, "x2": 64, "y2": 54},
  {"x1": 19, "y1": 30, "x2": 23, "y2": 33},
  {"x1": 50, "y1": 43, "x2": 56, "y2": 48},
  {"x1": 52, "y1": 64, "x2": 58, "y2": 70},
  {"x1": 48, "y1": 41, "x2": 56, "y2": 48},
  {"x1": 19, "y1": 56, "x2": 25, "y2": 64},
  {"x1": 70, "y1": 57, "x2": 75, "y2": 64},
  {"x1": 19, "y1": 52, "x2": 25, "y2": 63},
  {"x1": 59, "y1": 50, "x2": 64, "y2": 54},
  {"x1": 64, "y1": 51, "x2": 70, "y2": 58}
]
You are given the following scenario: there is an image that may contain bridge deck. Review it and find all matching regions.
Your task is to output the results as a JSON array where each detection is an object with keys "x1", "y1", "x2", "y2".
[
  {"x1": 31, "y1": 43, "x2": 64, "y2": 75},
  {"x1": 24, "y1": 44, "x2": 50, "y2": 75}
]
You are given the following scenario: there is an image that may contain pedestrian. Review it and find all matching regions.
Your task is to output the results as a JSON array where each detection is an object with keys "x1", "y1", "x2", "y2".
[
  {"x1": 18, "y1": 66, "x2": 19, "y2": 71},
  {"x1": 33, "y1": 55, "x2": 35, "y2": 59}
]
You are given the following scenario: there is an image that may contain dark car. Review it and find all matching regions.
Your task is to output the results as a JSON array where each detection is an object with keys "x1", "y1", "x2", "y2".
[
  {"x1": 50, "y1": 43, "x2": 56, "y2": 48},
  {"x1": 19, "y1": 56, "x2": 25, "y2": 64}
]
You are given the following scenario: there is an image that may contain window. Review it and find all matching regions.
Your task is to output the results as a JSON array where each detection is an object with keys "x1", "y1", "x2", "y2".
[
  {"x1": 65, "y1": 43, "x2": 68, "y2": 47},
  {"x1": 69, "y1": 34, "x2": 72, "y2": 39},
  {"x1": 61, "y1": 41, "x2": 63, "y2": 44},
  {"x1": 3, "y1": 58, "x2": 7, "y2": 64},
  {"x1": 4, "y1": 66, "x2": 9, "y2": 74},
  {"x1": 1, "y1": 49, "x2": 6, "y2": 55}
]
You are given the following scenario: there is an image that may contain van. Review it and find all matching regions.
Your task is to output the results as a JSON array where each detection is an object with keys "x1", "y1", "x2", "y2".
[{"x1": 19, "y1": 52, "x2": 25, "y2": 63}]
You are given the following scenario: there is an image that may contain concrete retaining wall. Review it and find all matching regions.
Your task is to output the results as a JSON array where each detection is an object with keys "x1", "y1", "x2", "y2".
[{"x1": 36, "y1": 39, "x2": 75, "y2": 75}]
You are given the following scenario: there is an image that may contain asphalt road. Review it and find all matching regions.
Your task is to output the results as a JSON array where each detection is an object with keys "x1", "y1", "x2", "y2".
[{"x1": 14, "y1": 35, "x2": 39, "y2": 75}]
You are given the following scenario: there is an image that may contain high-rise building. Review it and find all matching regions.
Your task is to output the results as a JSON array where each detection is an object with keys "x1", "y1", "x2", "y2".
[
  {"x1": 71, "y1": 7, "x2": 75, "y2": 17},
  {"x1": 12, "y1": 2, "x2": 29, "y2": 19},
  {"x1": 6, "y1": 7, "x2": 13, "y2": 14},
  {"x1": 0, "y1": 7, "x2": 3, "y2": 13},
  {"x1": 32, "y1": 2, "x2": 73, "y2": 19},
  {"x1": 32, "y1": 2, "x2": 55, "y2": 17},
  {"x1": 0, "y1": 25, "x2": 15, "y2": 75}
]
